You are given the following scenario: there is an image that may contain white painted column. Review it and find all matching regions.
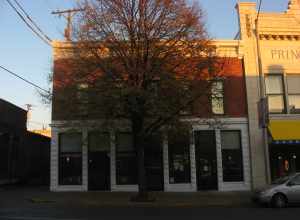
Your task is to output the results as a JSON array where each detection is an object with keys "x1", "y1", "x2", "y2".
[
  {"x1": 82, "y1": 128, "x2": 88, "y2": 191},
  {"x1": 162, "y1": 132, "x2": 170, "y2": 191},
  {"x1": 215, "y1": 129, "x2": 223, "y2": 191},
  {"x1": 50, "y1": 128, "x2": 59, "y2": 191},
  {"x1": 190, "y1": 129, "x2": 197, "y2": 191},
  {"x1": 110, "y1": 130, "x2": 117, "y2": 191},
  {"x1": 241, "y1": 126, "x2": 252, "y2": 190}
]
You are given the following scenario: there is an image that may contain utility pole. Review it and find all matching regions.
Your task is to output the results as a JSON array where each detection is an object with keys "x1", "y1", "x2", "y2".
[
  {"x1": 25, "y1": 104, "x2": 34, "y2": 130},
  {"x1": 52, "y1": 8, "x2": 84, "y2": 41}
]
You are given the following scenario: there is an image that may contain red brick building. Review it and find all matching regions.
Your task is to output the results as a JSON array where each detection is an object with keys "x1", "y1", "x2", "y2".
[{"x1": 50, "y1": 39, "x2": 251, "y2": 192}]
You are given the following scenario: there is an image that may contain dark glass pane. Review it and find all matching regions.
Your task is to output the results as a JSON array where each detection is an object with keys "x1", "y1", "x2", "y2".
[
  {"x1": 60, "y1": 133, "x2": 82, "y2": 153},
  {"x1": 221, "y1": 131, "x2": 243, "y2": 182},
  {"x1": 59, "y1": 133, "x2": 82, "y2": 185},
  {"x1": 116, "y1": 152, "x2": 137, "y2": 184},
  {"x1": 116, "y1": 133, "x2": 134, "y2": 152},
  {"x1": 116, "y1": 133, "x2": 137, "y2": 185},
  {"x1": 168, "y1": 131, "x2": 191, "y2": 184},
  {"x1": 89, "y1": 132, "x2": 110, "y2": 152},
  {"x1": 59, "y1": 153, "x2": 82, "y2": 185}
]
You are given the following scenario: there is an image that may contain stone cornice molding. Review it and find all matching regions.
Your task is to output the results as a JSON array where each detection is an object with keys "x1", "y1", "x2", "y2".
[
  {"x1": 287, "y1": 0, "x2": 300, "y2": 15},
  {"x1": 259, "y1": 34, "x2": 300, "y2": 41}
]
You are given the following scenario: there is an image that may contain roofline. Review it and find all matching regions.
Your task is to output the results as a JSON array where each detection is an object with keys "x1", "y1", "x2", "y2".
[{"x1": 0, "y1": 98, "x2": 27, "y2": 112}]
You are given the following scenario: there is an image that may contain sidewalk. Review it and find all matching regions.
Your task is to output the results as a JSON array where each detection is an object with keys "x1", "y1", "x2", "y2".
[{"x1": 0, "y1": 186, "x2": 253, "y2": 208}]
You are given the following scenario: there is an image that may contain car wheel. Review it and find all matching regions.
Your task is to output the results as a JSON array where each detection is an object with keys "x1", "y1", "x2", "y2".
[{"x1": 271, "y1": 194, "x2": 287, "y2": 208}]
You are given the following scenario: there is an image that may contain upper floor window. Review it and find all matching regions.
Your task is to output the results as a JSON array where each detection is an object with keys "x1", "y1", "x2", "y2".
[
  {"x1": 287, "y1": 75, "x2": 300, "y2": 114},
  {"x1": 77, "y1": 83, "x2": 89, "y2": 115},
  {"x1": 265, "y1": 74, "x2": 300, "y2": 115},
  {"x1": 211, "y1": 81, "x2": 224, "y2": 115},
  {"x1": 265, "y1": 75, "x2": 285, "y2": 114},
  {"x1": 180, "y1": 80, "x2": 193, "y2": 115},
  {"x1": 77, "y1": 83, "x2": 89, "y2": 102}
]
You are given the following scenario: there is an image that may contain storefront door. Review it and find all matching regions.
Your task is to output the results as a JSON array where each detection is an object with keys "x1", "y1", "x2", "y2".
[
  {"x1": 88, "y1": 151, "x2": 110, "y2": 190},
  {"x1": 195, "y1": 131, "x2": 218, "y2": 190},
  {"x1": 88, "y1": 132, "x2": 110, "y2": 191},
  {"x1": 144, "y1": 133, "x2": 164, "y2": 191}
]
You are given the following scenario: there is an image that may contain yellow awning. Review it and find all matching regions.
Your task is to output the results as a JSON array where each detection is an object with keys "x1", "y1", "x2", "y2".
[{"x1": 268, "y1": 120, "x2": 300, "y2": 142}]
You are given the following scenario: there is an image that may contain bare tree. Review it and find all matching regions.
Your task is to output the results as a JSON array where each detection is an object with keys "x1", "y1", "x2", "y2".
[{"x1": 53, "y1": 0, "x2": 222, "y2": 200}]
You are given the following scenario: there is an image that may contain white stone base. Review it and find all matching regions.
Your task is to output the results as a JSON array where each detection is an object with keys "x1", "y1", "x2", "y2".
[{"x1": 50, "y1": 118, "x2": 251, "y2": 192}]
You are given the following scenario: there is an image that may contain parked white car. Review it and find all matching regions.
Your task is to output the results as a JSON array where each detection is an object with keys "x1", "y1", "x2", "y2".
[{"x1": 252, "y1": 173, "x2": 300, "y2": 208}]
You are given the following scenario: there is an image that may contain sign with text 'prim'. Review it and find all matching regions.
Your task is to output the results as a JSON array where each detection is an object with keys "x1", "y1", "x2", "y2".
[{"x1": 271, "y1": 49, "x2": 300, "y2": 60}]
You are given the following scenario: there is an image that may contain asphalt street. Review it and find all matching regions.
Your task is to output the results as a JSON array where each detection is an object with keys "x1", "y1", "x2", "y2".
[
  {"x1": 1, "y1": 186, "x2": 300, "y2": 220},
  {"x1": 1, "y1": 206, "x2": 300, "y2": 220}
]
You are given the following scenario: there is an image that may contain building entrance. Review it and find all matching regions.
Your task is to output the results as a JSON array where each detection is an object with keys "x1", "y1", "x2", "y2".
[
  {"x1": 195, "y1": 131, "x2": 218, "y2": 190},
  {"x1": 144, "y1": 133, "x2": 164, "y2": 191},
  {"x1": 88, "y1": 133, "x2": 110, "y2": 191}
]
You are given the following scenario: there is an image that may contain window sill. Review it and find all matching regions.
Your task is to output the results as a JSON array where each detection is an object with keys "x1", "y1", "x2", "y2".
[{"x1": 269, "y1": 114, "x2": 300, "y2": 120}]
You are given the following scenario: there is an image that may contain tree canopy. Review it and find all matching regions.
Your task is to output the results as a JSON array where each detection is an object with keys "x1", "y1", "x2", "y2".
[{"x1": 52, "y1": 0, "x2": 222, "y2": 197}]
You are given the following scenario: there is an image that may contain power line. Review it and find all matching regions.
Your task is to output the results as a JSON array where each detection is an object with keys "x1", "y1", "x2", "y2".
[
  {"x1": 256, "y1": 0, "x2": 263, "y2": 20},
  {"x1": 5, "y1": 0, "x2": 52, "y2": 46},
  {"x1": 12, "y1": 0, "x2": 52, "y2": 42},
  {"x1": 0, "y1": 65, "x2": 50, "y2": 94}
]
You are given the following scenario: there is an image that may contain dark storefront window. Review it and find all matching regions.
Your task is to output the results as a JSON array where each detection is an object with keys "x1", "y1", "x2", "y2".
[
  {"x1": 116, "y1": 133, "x2": 137, "y2": 185},
  {"x1": 270, "y1": 144, "x2": 300, "y2": 180},
  {"x1": 221, "y1": 131, "x2": 244, "y2": 182},
  {"x1": 168, "y1": 131, "x2": 191, "y2": 184},
  {"x1": 59, "y1": 133, "x2": 82, "y2": 185},
  {"x1": 287, "y1": 75, "x2": 300, "y2": 114},
  {"x1": 265, "y1": 75, "x2": 286, "y2": 114}
]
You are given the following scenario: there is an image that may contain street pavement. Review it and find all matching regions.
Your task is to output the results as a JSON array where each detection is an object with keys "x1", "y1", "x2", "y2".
[{"x1": 0, "y1": 186, "x2": 300, "y2": 220}]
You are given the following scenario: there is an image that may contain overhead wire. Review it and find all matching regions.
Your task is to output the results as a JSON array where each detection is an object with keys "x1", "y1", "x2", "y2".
[
  {"x1": 5, "y1": 0, "x2": 52, "y2": 46},
  {"x1": 256, "y1": 0, "x2": 263, "y2": 20},
  {"x1": 12, "y1": 0, "x2": 52, "y2": 42},
  {"x1": 0, "y1": 65, "x2": 50, "y2": 94}
]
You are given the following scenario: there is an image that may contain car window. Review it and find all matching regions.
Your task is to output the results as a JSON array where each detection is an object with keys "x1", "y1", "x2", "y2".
[
  {"x1": 291, "y1": 174, "x2": 300, "y2": 185},
  {"x1": 272, "y1": 176, "x2": 291, "y2": 184}
]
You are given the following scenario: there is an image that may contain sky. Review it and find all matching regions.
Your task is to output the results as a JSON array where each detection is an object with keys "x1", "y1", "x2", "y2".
[{"x1": 0, "y1": 0, "x2": 290, "y2": 130}]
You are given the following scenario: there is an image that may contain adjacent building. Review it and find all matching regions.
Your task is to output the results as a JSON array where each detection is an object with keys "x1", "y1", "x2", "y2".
[
  {"x1": 0, "y1": 99, "x2": 27, "y2": 184},
  {"x1": 50, "y1": 1, "x2": 300, "y2": 192},
  {"x1": 236, "y1": 0, "x2": 300, "y2": 187},
  {"x1": 0, "y1": 99, "x2": 50, "y2": 185}
]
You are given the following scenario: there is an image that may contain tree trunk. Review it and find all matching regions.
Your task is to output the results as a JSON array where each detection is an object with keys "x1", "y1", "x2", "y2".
[
  {"x1": 137, "y1": 138, "x2": 147, "y2": 198},
  {"x1": 130, "y1": 117, "x2": 154, "y2": 202}
]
